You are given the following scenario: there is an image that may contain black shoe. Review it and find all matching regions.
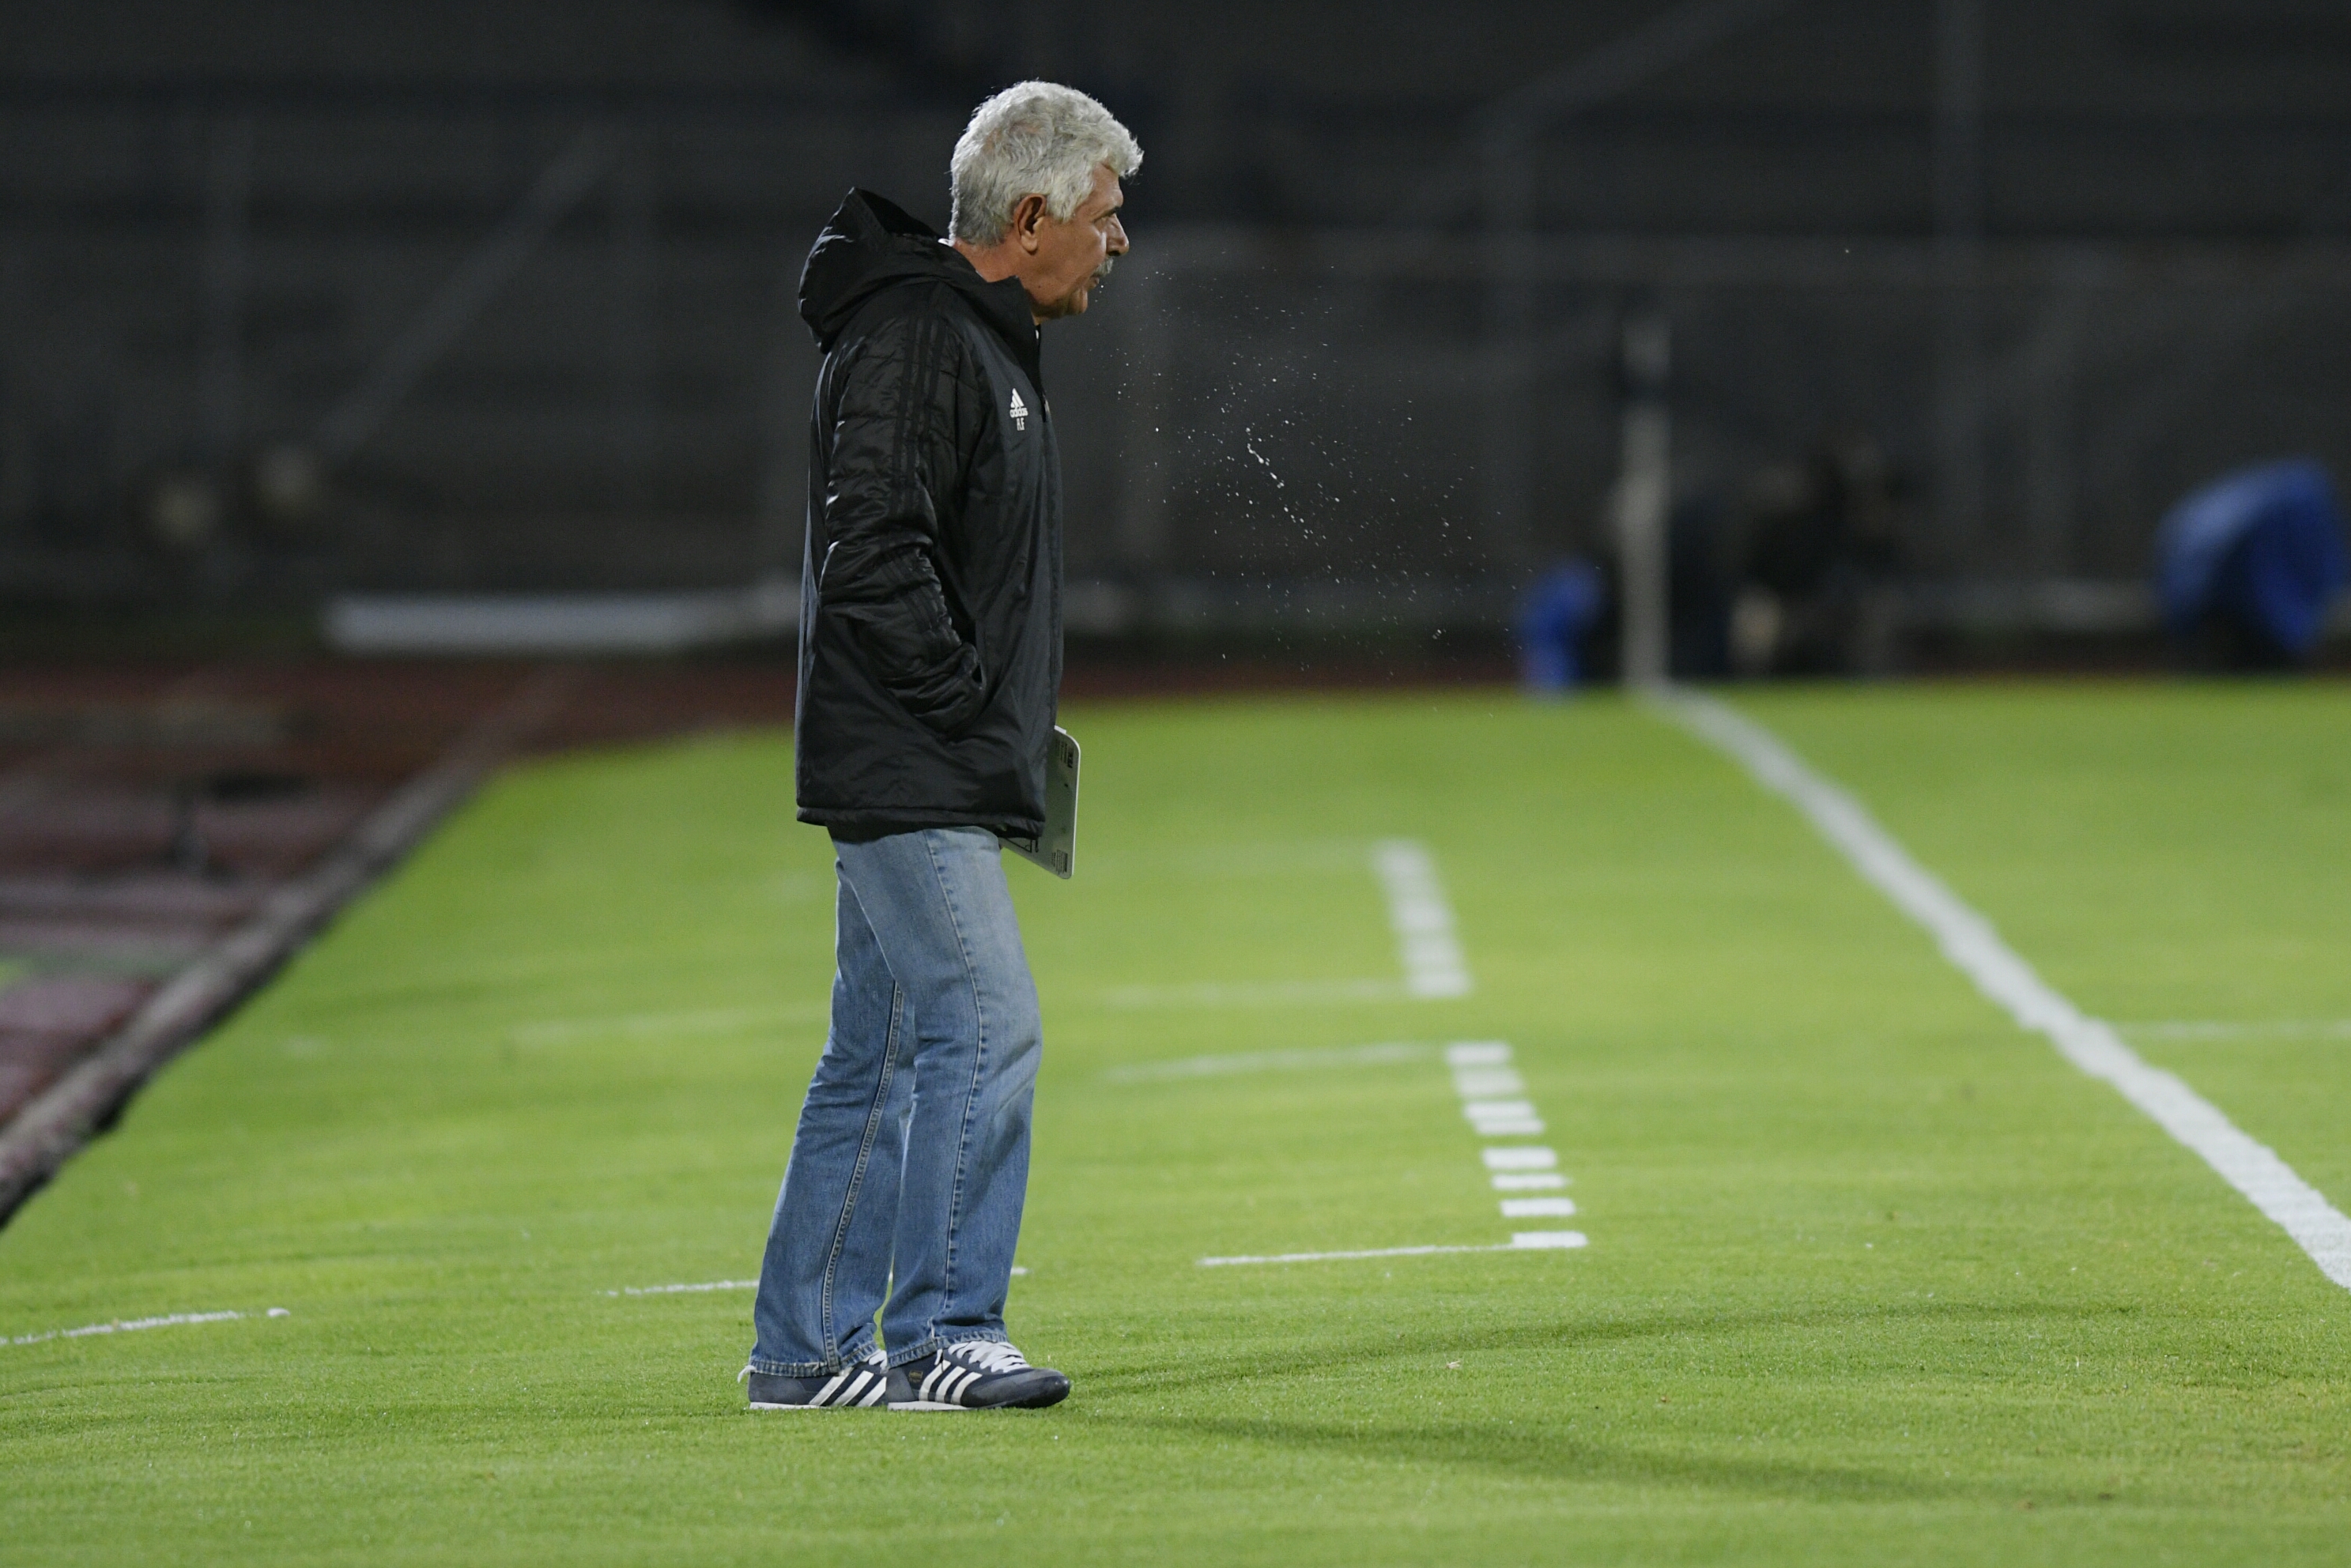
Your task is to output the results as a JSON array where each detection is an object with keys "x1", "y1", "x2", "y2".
[
  {"x1": 887, "y1": 1340, "x2": 1070, "y2": 1411},
  {"x1": 745, "y1": 1347, "x2": 890, "y2": 1409}
]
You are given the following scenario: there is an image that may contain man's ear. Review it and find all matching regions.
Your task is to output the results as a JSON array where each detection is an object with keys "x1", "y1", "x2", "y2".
[{"x1": 1009, "y1": 193, "x2": 1050, "y2": 254}]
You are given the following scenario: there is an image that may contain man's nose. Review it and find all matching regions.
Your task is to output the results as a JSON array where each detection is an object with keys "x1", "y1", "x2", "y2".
[{"x1": 1108, "y1": 217, "x2": 1128, "y2": 254}]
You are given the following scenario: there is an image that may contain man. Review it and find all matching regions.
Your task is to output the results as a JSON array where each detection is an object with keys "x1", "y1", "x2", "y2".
[{"x1": 742, "y1": 83, "x2": 1138, "y2": 1412}]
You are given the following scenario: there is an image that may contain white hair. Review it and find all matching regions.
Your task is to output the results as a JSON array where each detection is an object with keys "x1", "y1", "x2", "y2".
[{"x1": 949, "y1": 81, "x2": 1142, "y2": 246}]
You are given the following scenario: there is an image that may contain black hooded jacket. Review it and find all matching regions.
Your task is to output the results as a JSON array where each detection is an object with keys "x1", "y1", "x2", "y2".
[{"x1": 793, "y1": 190, "x2": 1062, "y2": 840}]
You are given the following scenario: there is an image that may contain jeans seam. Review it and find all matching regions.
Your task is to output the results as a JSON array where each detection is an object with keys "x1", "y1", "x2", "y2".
[
  {"x1": 918, "y1": 829, "x2": 991, "y2": 1342},
  {"x1": 817, "y1": 978, "x2": 904, "y2": 1363}
]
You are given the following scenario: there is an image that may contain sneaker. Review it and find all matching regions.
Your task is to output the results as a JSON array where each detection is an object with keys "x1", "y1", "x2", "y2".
[
  {"x1": 745, "y1": 1346, "x2": 891, "y2": 1410},
  {"x1": 887, "y1": 1340, "x2": 1070, "y2": 1411}
]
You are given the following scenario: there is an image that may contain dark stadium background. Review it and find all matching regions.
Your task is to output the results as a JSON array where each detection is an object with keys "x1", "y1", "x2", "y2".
[{"x1": 4, "y1": 0, "x2": 2347, "y2": 662}]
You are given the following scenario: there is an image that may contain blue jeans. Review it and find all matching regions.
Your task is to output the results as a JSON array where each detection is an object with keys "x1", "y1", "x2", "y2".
[{"x1": 749, "y1": 826, "x2": 1043, "y2": 1374}]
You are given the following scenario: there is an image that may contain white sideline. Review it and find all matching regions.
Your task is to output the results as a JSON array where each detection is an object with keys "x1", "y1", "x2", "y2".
[
  {"x1": 608, "y1": 1271, "x2": 1026, "y2": 1298},
  {"x1": 1657, "y1": 688, "x2": 2351, "y2": 1292},
  {"x1": 6, "y1": 1307, "x2": 285, "y2": 1348},
  {"x1": 1198, "y1": 1234, "x2": 1586, "y2": 1267},
  {"x1": 1104, "y1": 1042, "x2": 1432, "y2": 1082},
  {"x1": 606, "y1": 1280, "x2": 757, "y2": 1297}
]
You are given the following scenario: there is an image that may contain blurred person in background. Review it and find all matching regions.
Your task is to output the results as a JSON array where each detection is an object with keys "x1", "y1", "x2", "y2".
[
  {"x1": 742, "y1": 82, "x2": 1137, "y2": 1412},
  {"x1": 1729, "y1": 431, "x2": 1908, "y2": 677}
]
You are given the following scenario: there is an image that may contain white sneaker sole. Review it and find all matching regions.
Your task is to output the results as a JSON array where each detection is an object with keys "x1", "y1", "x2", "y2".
[{"x1": 887, "y1": 1400, "x2": 972, "y2": 1412}]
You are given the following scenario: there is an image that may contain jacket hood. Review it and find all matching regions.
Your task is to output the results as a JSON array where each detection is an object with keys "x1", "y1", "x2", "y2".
[{"x1": 798, "y1": 190, "x2": 1038, "y2": 362}]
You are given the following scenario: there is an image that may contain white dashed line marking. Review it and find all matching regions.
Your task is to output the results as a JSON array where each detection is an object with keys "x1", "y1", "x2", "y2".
[
  {"x1": 1107, "y1": 840, "x2": 1474, "y2": 1009},
  {"x1": 1372, "y1": 840, "x2": 1474, "y2": 998},
  {"x1": 1184, "y1": 1042, "x2": 1597, "y2": 1266},
  {"x1": 1172, "y1": 850, "x2": 1585, "y2": 1267},
  {"x1": 1463, "y1": 1101, "x2": 1545, "y2": 1136},
  {"x1": 1448, "y1": 1042, "x2": 1582, "y2": 1239}
]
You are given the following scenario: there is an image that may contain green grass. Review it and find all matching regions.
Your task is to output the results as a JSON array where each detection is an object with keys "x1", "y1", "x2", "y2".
[{"x1": 3, "y1": 682, "x2": 2349, "y2": 1565}]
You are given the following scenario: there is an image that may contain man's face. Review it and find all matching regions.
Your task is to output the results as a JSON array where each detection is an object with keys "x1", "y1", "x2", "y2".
[{"x1": 1024, "y1": 164, "x2": 1127, "y2": 321}]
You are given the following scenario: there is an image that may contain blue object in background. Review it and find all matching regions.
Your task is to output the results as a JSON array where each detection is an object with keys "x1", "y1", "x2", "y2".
[
  {"x1": 2156, "y1": 459, "x2": 2349, "y2": 663},
  {"x1": 1520, "y1": 560, "x2": 1608, "y2": 693}
]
